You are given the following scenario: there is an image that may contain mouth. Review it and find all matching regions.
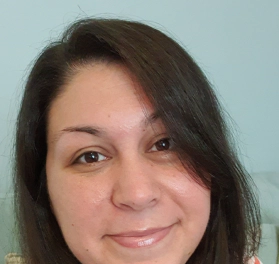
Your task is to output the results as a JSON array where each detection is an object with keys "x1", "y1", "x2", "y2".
[{"x1": 108, "y1": 224, "x2": 174, "y2": 248}]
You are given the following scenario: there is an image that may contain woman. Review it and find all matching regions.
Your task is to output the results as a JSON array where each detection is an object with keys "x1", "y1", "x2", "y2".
[{"x1": 14, "y1": 18, "x2": 261, "y2": 263}]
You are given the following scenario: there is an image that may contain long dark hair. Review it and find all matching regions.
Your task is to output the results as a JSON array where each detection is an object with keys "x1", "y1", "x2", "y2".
[{"x1": 14, "y1": 18, "x2": 260, "y2": 263}]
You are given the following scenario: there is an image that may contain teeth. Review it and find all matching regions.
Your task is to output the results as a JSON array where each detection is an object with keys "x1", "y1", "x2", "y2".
[{"x1": 138, "y1": 238, "x2": 155, "y2": 247}]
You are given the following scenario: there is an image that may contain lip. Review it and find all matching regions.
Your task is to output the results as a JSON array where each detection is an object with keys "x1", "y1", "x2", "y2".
[{"x1": 108, "y1": 225, "x2": 174, "y2": 248}]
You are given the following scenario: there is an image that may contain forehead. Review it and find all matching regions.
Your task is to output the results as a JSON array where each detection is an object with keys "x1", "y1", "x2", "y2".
[
  {"x1": 60, "y1": 63, "x2": 142, "y2": 105},
  {"x1": 47, "y1": 63, "x2": 155, "y2": 142}
]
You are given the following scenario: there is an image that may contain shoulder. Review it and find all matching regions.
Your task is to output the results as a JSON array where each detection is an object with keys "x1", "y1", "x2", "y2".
[{"x1": 248, "y1": 256, "x2": 262, "y2": 264}]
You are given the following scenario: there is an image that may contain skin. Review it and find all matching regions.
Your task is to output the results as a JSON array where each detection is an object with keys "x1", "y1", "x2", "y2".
[{"x1": 46, "y1": 63, "x2": 211, "y2": 264}]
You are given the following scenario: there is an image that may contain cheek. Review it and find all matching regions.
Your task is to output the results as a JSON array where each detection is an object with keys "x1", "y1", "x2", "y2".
[
  {"x1": 163, "y1": 170, "x2": 211, "y2": 222},
  {"x1": 47, "y1": 173, "x2": 111, "y2": 235},
  {"x1": 174, "y1": 177, "x2": 211, "y2": 248},
  {"x1": 179, "y1": 183, "x2": 210, "y2": 214}
]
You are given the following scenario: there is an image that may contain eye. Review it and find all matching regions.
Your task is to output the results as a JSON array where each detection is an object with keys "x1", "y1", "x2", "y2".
[
  {"x1": 75, "y1": 151, "x2": 107, "y2": 164},
  {"x1": 150, "y1": 138, "x2": 172, "y2": 152}
]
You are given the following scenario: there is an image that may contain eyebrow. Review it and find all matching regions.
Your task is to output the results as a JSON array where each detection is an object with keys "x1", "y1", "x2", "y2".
[
  {"x1": 50, "y1": 125, "x2": 105, "y2": 144},
  {"x1": 51, "y1": 112, "x2": 160, "y2": 144},
  {"x1": 142, "y1": 111, "x2": 160, "y2": 127},
  {"x1": 62, "y1": 126, "x2": 105, "y2": 136}
]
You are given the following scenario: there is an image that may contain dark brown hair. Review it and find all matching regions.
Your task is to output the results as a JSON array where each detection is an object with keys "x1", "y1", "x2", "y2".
[{"x1": 14, "y1": 18, "x2": 260, "y2": 263}]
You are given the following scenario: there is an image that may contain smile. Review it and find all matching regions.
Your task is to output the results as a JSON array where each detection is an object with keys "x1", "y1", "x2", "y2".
[{"x1": 108, "y1": 225, "x2": 174, "y2": 248}]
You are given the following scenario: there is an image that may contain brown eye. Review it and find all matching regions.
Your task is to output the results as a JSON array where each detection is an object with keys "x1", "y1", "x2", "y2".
[
  {"x1": 77, "y1": 151, "x2": 107, "y2": 164},
  {"x1": 154, "y1": 138, "x2": 171, "y2": 151}
]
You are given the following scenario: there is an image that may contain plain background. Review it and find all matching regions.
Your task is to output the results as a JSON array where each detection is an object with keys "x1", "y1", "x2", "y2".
[{"x1": 0, "y1": 0, "x2": 278, "y2": 197}]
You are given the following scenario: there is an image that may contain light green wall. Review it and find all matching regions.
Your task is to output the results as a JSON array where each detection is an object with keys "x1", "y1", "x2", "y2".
[{"x1": 0, "y1": 0, "x2": 279, "y2": 195}]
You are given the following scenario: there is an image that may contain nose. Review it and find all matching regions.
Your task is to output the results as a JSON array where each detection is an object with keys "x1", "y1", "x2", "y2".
[{"x1": 111, "y1": 156, "x2": 161, "y2": 211}]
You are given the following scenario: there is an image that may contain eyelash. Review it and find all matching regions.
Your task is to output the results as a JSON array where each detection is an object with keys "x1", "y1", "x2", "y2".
[
  {"x1": 74, "y1": 137, "x2": 173, "y2": 165},
  {"x1": 75, "y1": 151, "x2": 108, "y2": 164},
  {"x1": 149, "y1": 138, "x2": 172, "y2": 152}
]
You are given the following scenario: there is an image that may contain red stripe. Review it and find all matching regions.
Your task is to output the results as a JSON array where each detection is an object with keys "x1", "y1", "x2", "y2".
[{"x1": 254, "y1": 257, "x2": 260, "y2": 264}]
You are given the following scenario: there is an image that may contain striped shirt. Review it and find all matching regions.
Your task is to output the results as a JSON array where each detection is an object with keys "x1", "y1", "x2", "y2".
[{"x1": 249, "y1": 256, "x2": 262, "y2": 264}]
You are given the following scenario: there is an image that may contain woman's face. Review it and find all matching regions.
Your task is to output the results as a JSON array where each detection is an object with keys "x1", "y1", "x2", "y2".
[{"x1": 46, "y1": 63, "x2": 210, "y2": 264}]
